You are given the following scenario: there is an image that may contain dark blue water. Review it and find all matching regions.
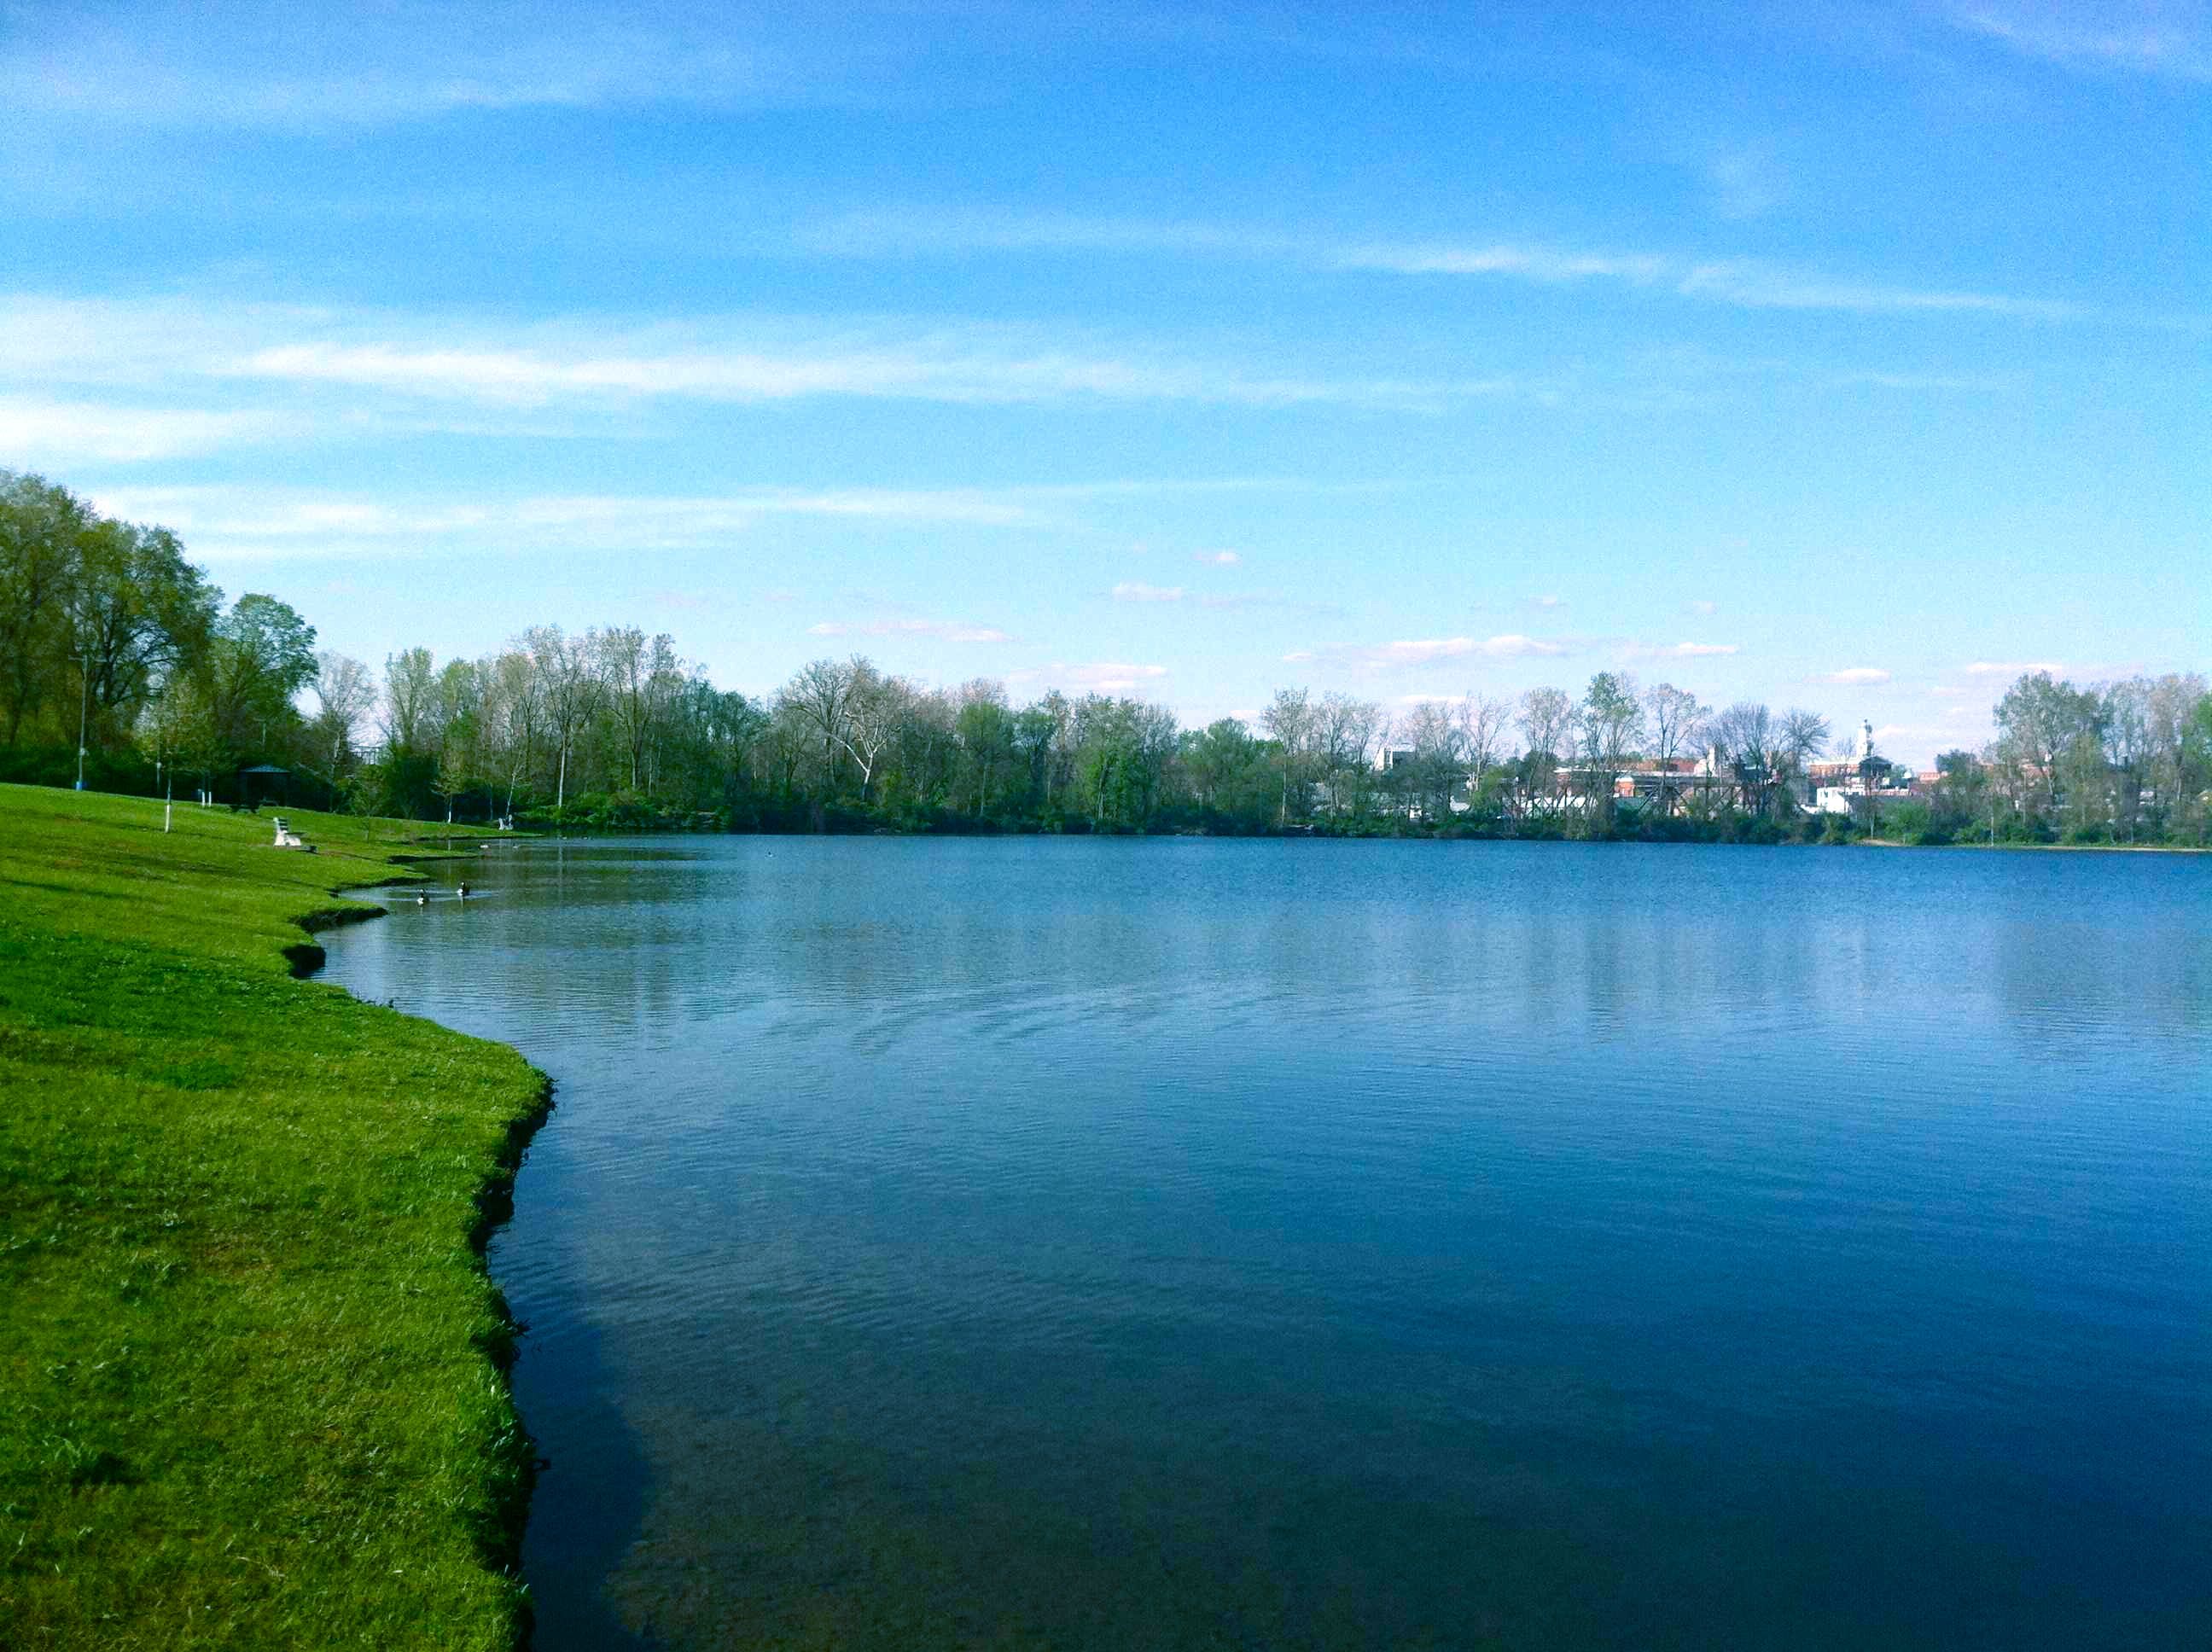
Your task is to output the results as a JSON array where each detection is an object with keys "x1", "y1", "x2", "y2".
[{"x1": 323, "y1": 840, "x2": 2212, "y2": 1649}]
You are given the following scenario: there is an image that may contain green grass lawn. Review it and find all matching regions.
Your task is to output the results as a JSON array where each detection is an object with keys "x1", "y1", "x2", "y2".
[{"x1": 0, "y1": 784, "x2": 549, "y2": 1649}]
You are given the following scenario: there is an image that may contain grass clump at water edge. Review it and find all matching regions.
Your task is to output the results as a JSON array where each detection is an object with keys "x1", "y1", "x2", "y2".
[{"x1": 0, "y1": 784, "x2": 549, "y2": 1649}]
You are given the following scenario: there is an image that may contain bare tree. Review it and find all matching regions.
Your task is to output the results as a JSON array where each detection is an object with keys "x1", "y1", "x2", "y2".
[
  {"x1": 1711, "y1": 701, "x2": 1780, "y2": 813},
  {"x1": 481, "y1": 648, "x2": 544, "y2": 817},
  {"x1": 777, "y1": 656, "x2": 858, "y2": 806},
  {"x1": 1398, "y1": 699, "x2": 1462, "y2": 821},
  {"x1": 2099, "y1": 678, "x2": 2152, "y2": 842},
  {"x1": 1516, "y1": 687, "x2": 1574, "y2": 816},
  {"x1": 526, "y1": 625, "x2": 600, "y2": 811},
  {"x1": 307, "y1": 649, "x2": 375, "y2": 785},
  {"x1": 1260, "y1": 686, "x2": 1315, "y2": 826},
  {"x1": 1311, "y1": 690, "x2": 1383, "y2": 820},
  {"x1": 841, "y1": 660, "x2": 911, "y2": 801},
  {"x1": 1456, "y1": 694, "x2": 1515, "y2": 799},
  {"x1": 594, "y1": 627, "x2": 678, "y2": 794}
]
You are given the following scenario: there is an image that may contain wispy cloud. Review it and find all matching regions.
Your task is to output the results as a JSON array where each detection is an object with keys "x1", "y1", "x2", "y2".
[
  {"x1": 1627, "y1": 640, "x2": 1742, "y2": 659},
  {"x1": 1948, "y1": 4, "x2": 2212, "y2": 82},
  {"x1": 1964, "y1": 659, "x2": 2064, "y2": 676},
  {"x1": 1313, "y1": 633, "x2": 1577, "y2": 670},
  {"x1": 1815, "y1": 666, "x2": 1894, "y2": 685},
  {"x1": 4, "y1": 294, "x2": 1527, "y2": 418},
  {"x1": 1674, "y1": 261, "x2": 2078, "y2": 320},
  {"x1": 0, "y1": 396, "x2": 276, "y2": 464},
  {"x1": 82, "y1": 483, "x2": 1062, "y2": 560},
  {"x1": 1194, "y1": 549, "x2": 1242, "y2": 565},
  {"x1": 230, "y1": 336, "x2": 1356, "y2": 410},
  {"x1": 1, "y1": 7, "x2": 784, "y2": 129},
  {"x1": 1055, "y1": 661, "x2": 1171, "y2": 691},
  {"x1": 1335, "y1": 241, "x2": 1670, "y2": 283},
  {"x1": 1705, "y1": 139, "x2": 1790, "y2": 220},
  {"x1": 799, "y1": 211, "x2": 2132, "y2": 327},
  {"x1": 807, "y1": 619, "x2": 1011, "y2": 643},
  {"x1": 1531, "y1": 594, "x2": 1567, "y2": 609},
  {"x1": 1685, "y1": 598, "x2": 1719, "y2": 616},
  {"x1": 1112, "y1": 581, "x2": 1185, "y2": 602},
  {"x1": 79, "y1": 476, "x2": 1367, "y2": 560}
]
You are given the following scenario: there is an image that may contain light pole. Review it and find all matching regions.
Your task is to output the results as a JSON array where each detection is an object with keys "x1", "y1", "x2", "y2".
[{"x1": 73, "y1": 651, "x2": 90, "y2": 791}]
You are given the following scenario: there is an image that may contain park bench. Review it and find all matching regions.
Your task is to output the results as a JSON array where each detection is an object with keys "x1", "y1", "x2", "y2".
[{"x1": 269, "y1": 816, "x2": 316, "y2": 852}]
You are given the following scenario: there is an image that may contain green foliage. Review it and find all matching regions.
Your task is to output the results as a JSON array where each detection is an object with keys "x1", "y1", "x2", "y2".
[
  {"x1": 14, "y1": 473, "x2": 2212, "y2": 848},
  {"x1": 0, "y1": 785, "x2": 545, "y2": 1649}
]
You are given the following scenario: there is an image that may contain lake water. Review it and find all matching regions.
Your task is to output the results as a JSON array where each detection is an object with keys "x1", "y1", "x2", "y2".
[{"x1": 321, "y1": 839, "x2": 2212, "y2": 1649}]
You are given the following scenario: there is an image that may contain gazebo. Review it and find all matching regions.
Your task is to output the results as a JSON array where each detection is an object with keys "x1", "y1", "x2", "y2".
[{"x1": 238, "y1": 764, "x2": 289, "y2": 809}]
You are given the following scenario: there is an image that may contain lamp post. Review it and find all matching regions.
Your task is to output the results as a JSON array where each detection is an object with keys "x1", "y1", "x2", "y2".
[{"x1": 73, "y1": 651, "x2": 90, "y2": 791}]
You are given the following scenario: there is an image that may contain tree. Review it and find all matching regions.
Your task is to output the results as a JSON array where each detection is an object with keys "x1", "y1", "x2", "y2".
[
  {"x1": 1576, "y1": 672, "x2": 1644, "y2": 830},
  {"x1": 1182, "y1": 717, "x2": 1262, "y2": 822},
  {"x1": 201, "y1": 594, "x2": 317, "y2": 764},
  {"x1": 526, "y1": 625, "x2": 600, "y2": 811},
  {"x1": 777, "y1": 657, "x2": 859, "y2": 818},
  {"x1": 1642, "y1": 682, "x2": 1708, "y2": 815},
  {"x1": 1711, "y1": 701, "x2": 1778, "y2": 815},
  {"x1": 2098, "y1": 678, "x2": 2152, "y2": 842},
  {"x1": 1313, "y1": 691, "x2": 1385, "y2": 823},
  {"x1": 841, "y1": 660, "x2": 911, "y2": 803},
  {"x1": 1516, "y1": 687, "x2": 1573, "y2": 817},
  {"x1": 307, "y1": 650, "x2": 376, "y2": 792},
  {"x1": 480, "y1": 648, "x2": 544, "y2": 817},
  {"x1": 1994, "y1": 671, "x2": 2100, "y2": 819},
  {"x1": 1260, "y1": 687, "x2": 1314, "y2": 827},
  {"x1": 0, "y1": 473, "x2": 89, "y2": 747},
  {"x1": 1396, "y1": 700, "x2": 1461, "y2": 823},
  {"x1": 67, "y1": 517, "x2": 218, "y2": 747},
  {"x1": 1456, "y1": 694, "x2": 1514, "y2": 800},
  {"x1": 953, "y1": 680, "x2": 1017, "y2": 820}
]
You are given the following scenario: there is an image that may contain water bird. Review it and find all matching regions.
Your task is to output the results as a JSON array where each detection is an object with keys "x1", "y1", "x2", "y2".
[{"x1": 457, "y1": 883, "x2": 470, "y2": 900}]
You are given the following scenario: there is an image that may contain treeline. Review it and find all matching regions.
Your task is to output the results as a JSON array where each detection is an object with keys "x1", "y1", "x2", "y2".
[{"x1": 6, "y1": 472, "x2": 2209, "y2": 844}]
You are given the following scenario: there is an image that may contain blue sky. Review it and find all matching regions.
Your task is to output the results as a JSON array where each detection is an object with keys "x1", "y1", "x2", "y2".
[{"x1": 5, "y1": 0, "x2": 2206, "y2": 761}]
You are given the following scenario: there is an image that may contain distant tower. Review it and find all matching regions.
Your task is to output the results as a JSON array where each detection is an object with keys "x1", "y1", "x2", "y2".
[{"x1": 1857, "y1": 718, "x2": 1875, "y2": 762}]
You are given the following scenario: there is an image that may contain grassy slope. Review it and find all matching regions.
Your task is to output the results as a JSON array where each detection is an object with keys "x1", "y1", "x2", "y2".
[{"x1": 0, "y1": 785, "x2": 547, "y2": 1649}]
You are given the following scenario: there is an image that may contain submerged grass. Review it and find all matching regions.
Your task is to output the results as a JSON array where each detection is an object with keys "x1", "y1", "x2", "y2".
[{"x1": 0, "y1": 784, "x2": 549, "y2": 1649}]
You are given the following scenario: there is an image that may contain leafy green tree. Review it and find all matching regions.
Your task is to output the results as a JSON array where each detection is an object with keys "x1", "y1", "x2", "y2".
[
  {"x1": 1995, "y1": 671, "x2": 2101, "y2": 821},
  {"x1": 1576, "y1": 672, "x2": 1644, "y2": 830}
]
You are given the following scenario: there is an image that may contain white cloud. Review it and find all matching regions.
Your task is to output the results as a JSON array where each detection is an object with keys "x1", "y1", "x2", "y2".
[
  {"x1": 1334, "y1": 633, "x2": 1574, "y2": 669},
  {"x1": 1056, "y1": 662, "x2": 1170, "y2": 691},
  {"x1": 1282, "y1": 650, "x2": 1317, "y2": 662},
  {"x1": 1336, "y1": 241, "x2": 1669, "y2": 283},
  {"x1": 1705, "y1": 139, "x2": 1788, "y2": 220},
  {"x1": 4, "y1": 294, "x2": 1523, "y2": 419},
  {"x1": 1948, "y1": 5, "x2": 2212, "y2": 83},
  {"x1": 1815, "y1": 667, "x2": 1894, "y2": 685},
  {"x1": 228, "y1": 336, "x2": 1363, "y2": 410},
  {"x1": 798, "y1": 213, "x2": 2128, "y2": 328},
  {"x1": 1194, "y1": 549, "x2": 1242, "y2": 565},
  {"x1": 1112, "y1": 581, "x2": 1185, "y2": 602},
  {"x1": 1675, "y1": 261, "x2": 2076, "y2": 321},
  {"x1": 1531, "y1": 594, "x2": 1566, "y2": 609},
  {"x1": 1685, "y1": 598, "x2": 1718, "y2": 615},
  {"x1": 79, "y1": 483, "x2": 1058, "y2": 561},
  {"x1": 1, "y1": 9, "x2": 779, "y2": 129},
  {"x1": 807, "y1": 619, "x2": 1011, "y2": 643},
  {"x1": 1964, "y1": 659, "x2": 2064, "y2": 676},
  {"x1": 1627, "y1": 641, "x2": 1741, "y2": 659},
  {"x1": 0, "y1": 396, "x2": 276, "y2": 463}
]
